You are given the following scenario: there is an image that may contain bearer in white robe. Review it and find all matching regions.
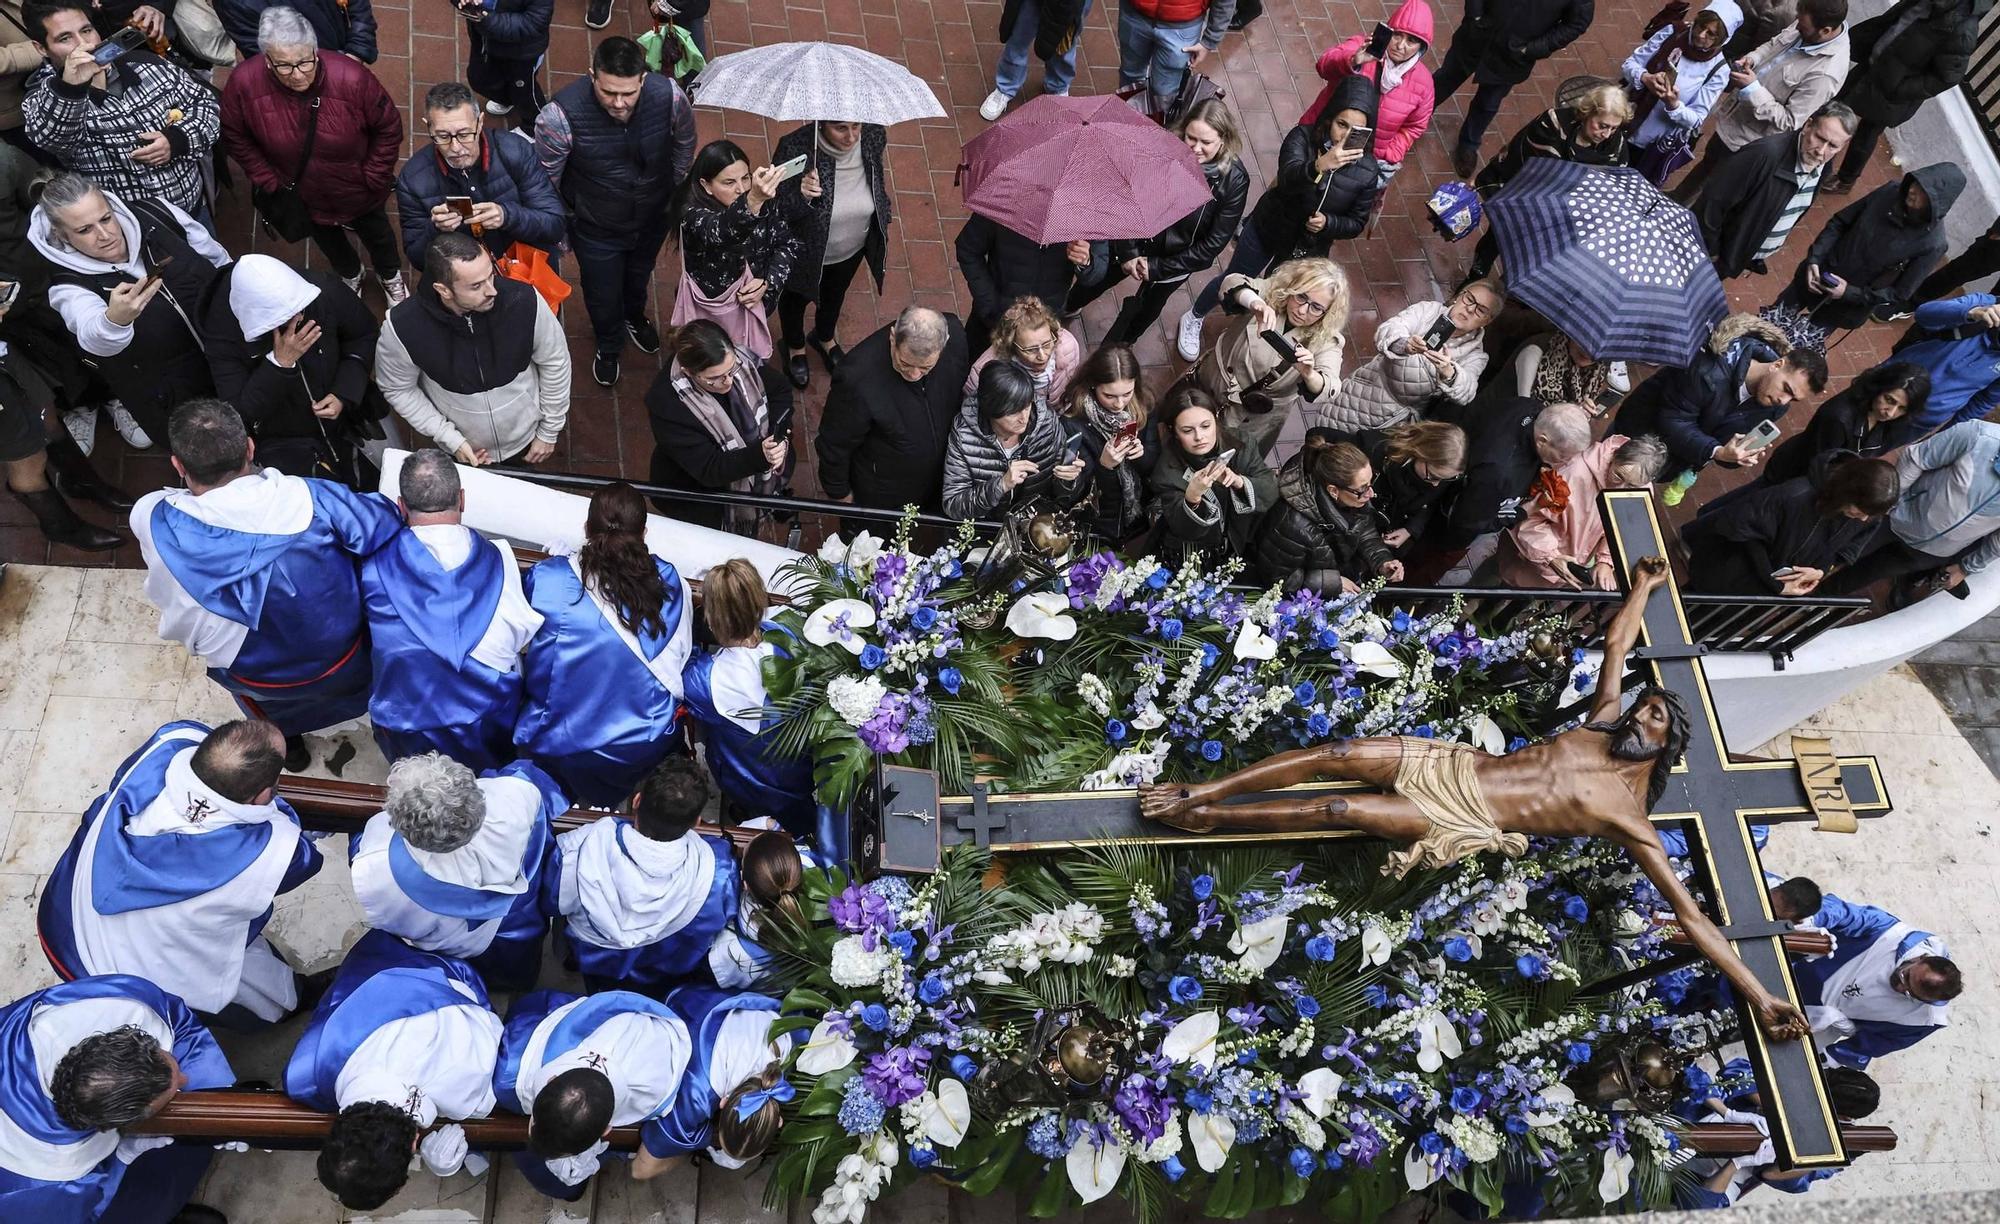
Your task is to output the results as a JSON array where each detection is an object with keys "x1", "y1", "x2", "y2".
[
  {"x1": 39, "y1": 720, "x2": 322, "y2": 1028},
  {"x1": 1795, "y1": 892, "x2": 1960, "y2": 1068}
]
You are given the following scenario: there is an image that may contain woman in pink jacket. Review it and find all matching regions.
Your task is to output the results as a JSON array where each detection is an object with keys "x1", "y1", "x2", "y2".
[
  {"x1": 1498, "y1": 433, "x2": 1668, "y2": 589},
  {"x1": 1301, "y1": 0, "x2": 1436, "y2": 188}
]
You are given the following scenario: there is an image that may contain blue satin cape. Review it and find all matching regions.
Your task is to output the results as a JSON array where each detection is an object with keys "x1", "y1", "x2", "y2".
[{"x1": 652, "y1": 986, "x2": 780, "y2": 1159}]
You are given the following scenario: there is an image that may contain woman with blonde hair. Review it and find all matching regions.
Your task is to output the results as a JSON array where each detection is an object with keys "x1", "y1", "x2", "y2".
[
  {"x1": 1317, "y1": 279, "x2": 1501, "y2": 434},
  {"x1": 961, "y1": 295, "x2": 1082, "y2": 418},
  {"x1": 1194, "y1": 257, "x2": 1350, "y2": 460},
  {"x1": 1331, "y1": 420, "x2": 1467, "y2": 559},
  {"x1": 1475, "y1": 81, "x2": 1634, "y2": 197}
]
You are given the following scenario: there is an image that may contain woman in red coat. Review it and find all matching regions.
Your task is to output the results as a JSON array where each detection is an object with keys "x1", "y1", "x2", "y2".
[
  {"x1": 221, "y1": 7, "x2": 408, "y2": 303},
  {"x1": 1300, "y1": 0, "x2": 1436, "y2": 189}
]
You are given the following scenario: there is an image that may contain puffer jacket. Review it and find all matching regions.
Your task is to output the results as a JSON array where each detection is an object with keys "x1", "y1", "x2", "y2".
[
  {"x1": 1315, "y1": 299, "x2": 1484, "y2": 434},
  {"x1": 1843, "y1": 0, "x2": 1975, "y2": 128},
  {"x1": 939, "y1": 399, "x2": 1086, "y2": 522},
  {"x1": 1250, "y1": 450, "x2": 1395, "y2": 594},
  {"x1": 1799, "y1": 163, "x2": 1965, "y2": 329},
  {"x1": 221, "y1": 50, "x2": 403, "y2": 225},
  {"x1": 1148, "y1": 439, "x2": 1278, "y2": 568},
  {"x1": 395, "y1": 129, "x2": 568, "y2": 265},
  {"x1": 1110, "y1": 156, "x2": 1249, "y2": 284},
  {"x1": 1301, "y1": 0, "x2": 1435, "y2": 163}
]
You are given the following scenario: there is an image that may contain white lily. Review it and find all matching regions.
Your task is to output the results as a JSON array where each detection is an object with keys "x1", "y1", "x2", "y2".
[
  {"x1": 795, "y1": 1019, "x2": 858, "y2": 1075},
  {"x1": 1524, "y1": 1083, "x2": 1576, "y2": 1128},
  {"x1": 1404, "y1": 1143, "x2": 1446, "y2": 1191},
  {"x1": 1161, "y1": 1010, "x2": 1221, "y2": 1073},
  {"x1": 1005, "y1": 592, "x2": 1079, "y2": 641},
  {"x1": 1598, "y1": 1149, "x2": 1635, "y2": 1204},
  {"x1": 919, "y1": 1080, "x2": 971, "y2": 1148},
  {"x1": 1466, "y1": 712, "x2": 1506, "y2": 755},
  {"x1": 1360, "y1": 922, "x2": 1393, "y2": 966},
  {"x1": 803, "y1": 599, "x2": 878, "y2": 655},
  {"x1": 1298, "y1": 1068, "x2": 1343, "y2": 1119},
  {"x1": 1227, "y1": 913, "x2": 1290, "y2": 972},
  {"x1": 1232, "y1": 620, "x2": 1279, "y2": 661},
  {"x1": 1414, "y1": 1011, "x2": 1462, "y2": 1073},
  {"x1": 1348, "y1": 640, "x2": 1405, "y2": 678},
  {"x1": 1189, "y1": 1111, "x2": 1236, "y2": 1172},
  {"x1": 1066, "y1": 1135, "x2": 1126, "y2": 1203}
]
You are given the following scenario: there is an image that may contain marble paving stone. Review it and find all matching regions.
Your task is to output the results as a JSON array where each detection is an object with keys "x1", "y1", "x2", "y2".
[
  {"x1": 267, "y1": 832, "x2": 369, "y2": 975},
  {"x1": 68, "y1": 566, "x2": 169, "y2": 645},
  {"x1": 0, "y1": 566, "x2": 83, "y2": 732},
  {"x1": 16, "y1": 695, "x2": 179, "y2": 815},
  {"x1": 0, "y1": 872, "x2": 59, "y2": 996},
  {"x1": 589, "y1": 1159, "x2": 700, "y2": 1224},
  {"x1": 49, "y1": 640, "x2": 190, "y2": 703},
  {"x1": 196, "y1": 1151, "x2": 346, "y2": 1223},
  {"x1": 1, "y1": 811, "x2": 78, "y2": 876},
  {"x1": 489, "y1": 1161, "x2": 598, "y2": 1224},
  {"x1": 0, "y1": 728, "x2": 39, "y2": 842},
  {"x1": 173, "y1": 650, "x2": 246, "y2": 726},
  {"x1": 691, "y1": 1162, "x2": 779, "y2": 1224}
]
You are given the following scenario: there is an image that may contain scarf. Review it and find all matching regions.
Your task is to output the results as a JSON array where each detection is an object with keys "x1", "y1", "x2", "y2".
[
  {"x1": 1630, "y1": 23, "x2": 1729, "y2": 131},
  {"x1": 1375, "y1": 48, "x2": 1418, "y2": 94},
  {"x1": 1083, "y1": 397, "x2": 1142, "y2": 524},
  {"x1": 668, "y1": 350, "x2": 780, "y2": 503}
]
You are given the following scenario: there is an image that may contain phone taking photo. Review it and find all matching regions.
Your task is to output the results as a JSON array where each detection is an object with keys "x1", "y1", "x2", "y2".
[
  {"x1": 137, "y1": 254, "x2": 174, "y2": 291},
  {"x1": 445, "y1": 195, "x2": 475, "y2": 219},
  {"x1": 1741, "y1": 419, "x2": 1783, "y2": 453},
  {"x1": 1259, "y1": 329, "x2": 1299, "y2": 361},
  {"x1": 1366, "y1": 21, "x2": 1393, "y2": 59},
  {"x1": 774, "y1": 153, "x2": 810, "y2": 182},
  {"x1": 1113, "y1": 420, "x2": 1143, "y2": 446},
  {"x1": 1420, "y1": 315, "x2": 1456, "y2": 350},
  {"x1": 1344, "y1": 125, "x2": 1375, "y2": 153},
  {"x1": 94, "y1": 26, "x2": 146, "y2": 65}
]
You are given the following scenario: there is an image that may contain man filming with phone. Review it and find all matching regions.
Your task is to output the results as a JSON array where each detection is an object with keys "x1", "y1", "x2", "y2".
[{"x1": 396, "y1": 82, "x2": 566, "y2": 268}]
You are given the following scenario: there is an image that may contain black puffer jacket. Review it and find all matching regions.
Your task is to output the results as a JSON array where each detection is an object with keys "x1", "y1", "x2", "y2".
[
  {"x1": 1335, "y1": 427, "x2": 1461, "y2": 545},
  {"x1": 1797, "y1": 163, "x2": 1966, "y2": 329},
  {"x1": 1111, "y1": 157, "x2": 1250, "y2": 283},
  {"x1": 1248, "y1": 123, "x2": 1380, "y2": 261},
  {"x1": 1250, "y1": 451, "x2": 1396, "y2": 593},
  {"x1": 1843, "y1": 0, "x2": 1976, "y2": 128},
  {"x1": 1147, "y1": 439, "x2": 1278, "y2": 569}
]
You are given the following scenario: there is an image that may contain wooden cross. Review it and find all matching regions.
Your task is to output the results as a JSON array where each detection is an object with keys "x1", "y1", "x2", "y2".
[{"x1": 1599, "y1": 489, "x2": 1891, "y2": 1169}]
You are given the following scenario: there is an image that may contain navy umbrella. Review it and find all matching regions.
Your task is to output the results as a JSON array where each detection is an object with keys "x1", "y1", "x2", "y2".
[{"x1": 1485, "y1": 158, "x2": 1728, "y2": 368}]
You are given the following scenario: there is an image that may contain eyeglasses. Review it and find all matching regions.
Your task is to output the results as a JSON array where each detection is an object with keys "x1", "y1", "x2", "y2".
[
  {"x1": 1289, "y1": 295, "x2": 1331, "y2": 319},
  {"x1": 432, "y1": 130, "x2": 481, "y2": 146},
  {"x1": 268, "y1": 57, "x2": 319, "y2": 77},
  {"x1": 1016, "y1": 338, "x2": 1057, "y2": 358},
  {"x1": 1337, "y1": 481, "x2": 1375, "y2": 499}
]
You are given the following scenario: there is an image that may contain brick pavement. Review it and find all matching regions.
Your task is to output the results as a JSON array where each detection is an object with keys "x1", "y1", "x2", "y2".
[{"x1": 0, "y1": 0, "x2": 1913, "y2": 566}]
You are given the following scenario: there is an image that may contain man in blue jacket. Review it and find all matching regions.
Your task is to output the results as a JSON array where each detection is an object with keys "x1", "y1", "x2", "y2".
[
  {"x1": 1794, "y1": 891, "x2": 1958, "y2": 1068},
  {"x1": 1613, "y1": 313, "x2": 1827, "y2": 480},
  {"x1": 1893, "y1": 291, "x2": 2000, "y2": 432},
  {"x1": 396, "y1": 83, "x2": 567, "y2": 268}
]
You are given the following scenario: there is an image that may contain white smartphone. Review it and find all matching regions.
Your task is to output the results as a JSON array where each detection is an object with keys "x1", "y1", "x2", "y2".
[
  {"x1": 775, "y1": 153, "x2": 810, "y2": 182},
  {"x1": 1213, "y1": 449, "x2": 1237, "y2": 467},
  {"x1": 1740, "y1": 419, "x2": 1782, "y2": 453}
]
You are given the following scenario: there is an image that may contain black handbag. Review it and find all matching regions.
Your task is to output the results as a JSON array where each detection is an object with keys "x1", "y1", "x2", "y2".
[{"x1": 252, "y1": 96, "x2": 321, "y2": 243}]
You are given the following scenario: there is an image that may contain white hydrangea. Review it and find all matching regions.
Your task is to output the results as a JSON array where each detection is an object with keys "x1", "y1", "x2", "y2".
[
  {"x1": 830, "y1": 935, "x2": 895, "y2": 987},
  {"x1": 1283, "y1": 1109, "x2": 1328, "y2": 1152},
  {"x1": 1140, "y1": 1112, "x2": 1184, "y2": 1163},
  {"x1": 1077, "y1": 673, "x2": 1113, "y2": 718},
  {"x1": 829, "y1": 675, "x2": 887, "y2": 727}
]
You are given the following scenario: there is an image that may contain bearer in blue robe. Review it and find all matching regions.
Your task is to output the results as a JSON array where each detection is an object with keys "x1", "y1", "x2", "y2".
[
  {"x1": 40, "y1": 720, "x2": 322, "y2": 1028},
  {"x1": 350, "y1": 753, "x2": 565, "y2": 991},
  {"x1": 0, "y1": 975, "x2": 234, "y2": 1224},
  {"x1": 707, "y1": 821, "x2": 819, "y2": 990},
  {"x1": 513, "y1": 482, "x2": 693, "y2": 807},
  {"x1": 545, "y1": 756, "x2": 737, "y2": 995},
  {"x1": 1794, "y1": 892, "x2": 1960, "y2": 1069},
  {"x1": 492, "y1": 988, "x2": 691, "y2": 1198},
  {"x1": 284, "y1": 931, "x2": 503, "y2": 1212},
  {"x1": 1676, "y1": 1057, "x2": 1879, "y2": 1208},
  {"x1": 130, "y1": 400, "x2": 403, "y2": 767},
  {"x1": 679, "y1": 558, "x2": 818, "y2": 840},
  {"x1": 654, "y1": 984, "x2": 793, "y2": 1170},
  {"x1": 361, "y1": 449, "x2": 542, "y2": 771}
]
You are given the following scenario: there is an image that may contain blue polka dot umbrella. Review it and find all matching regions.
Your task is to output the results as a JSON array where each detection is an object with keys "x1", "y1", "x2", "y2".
[{"x1": 1485, "y1": 158, "x2": 1728, "y2": 368}]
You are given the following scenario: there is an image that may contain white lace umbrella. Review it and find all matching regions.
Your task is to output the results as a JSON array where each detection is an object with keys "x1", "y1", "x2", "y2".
[{"x1": 692, "y1": 41, "x2": 946, "y2": 125}]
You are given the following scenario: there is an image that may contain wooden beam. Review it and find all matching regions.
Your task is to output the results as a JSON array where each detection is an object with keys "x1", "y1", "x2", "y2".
[
  {"x1": 1664, "y1": 927, "x2": 1834, "y2": 957},
  {"x1": 1676, "y1": 1122, "x2": 1897, "y2": 1156},
  {"x1": 132, "y1": 1090, "x2": 643, "y2": 1152}
]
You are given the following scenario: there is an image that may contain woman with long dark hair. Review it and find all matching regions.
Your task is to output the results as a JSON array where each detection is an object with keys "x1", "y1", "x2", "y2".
[
  {"x1": 1147, "y1": 384, "x2": 1277, "y2": 567},
  {"x1": 645, "y1": 319, "x2": 792, "y2": 535},
  {"x1": 1760, "y1": 362, "x2": 1929, "y2": 486},
  {"x1": 1336, "y1": 420, "x2": 1467, "y2": 559},
  {"x1": 1060, "y1": 343, "x2": 1159, "y2": 544},
  {"x1": 515, "y1": 482, "x2": 693, "y2": 805},
  {"x1": 1685, "y1": 454, "x2": 1901, "y2": 596},
  {"x1": 669, "y1": 140, "x2": 800, "y2": 360}
]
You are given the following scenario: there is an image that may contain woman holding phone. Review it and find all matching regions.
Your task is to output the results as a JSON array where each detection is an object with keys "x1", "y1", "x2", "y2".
[
  {"x1": 1193, "y1": 257, "x2": 1350, "y2": 461},
  {"x1": 772, "y1": 119, "x2": 893, "y2": 389},
  {"x1": 1301, "y1": 1, "x2": 1436, "y2": 189},
  {"x1": 1147, "y1": 384, "x2": 1277, "y2": 568},
  {"x1": 1317, "y1": 279, "x2": 1500, "y2": 434},
  {"x1": 940, "y1": 361, "x2": 1088, "y2": 522},
  {"x1": 644, "y1": 320, "x2": 793, "y2": 536},
  {"x1": 669, "y1": 139, "x2": 801, "y2": 361},
  {"x1": 1683, "y1": 454, "x2": 1900, "y2": 596},
  {"x1": 1059, "y1": 343, "x2": 1159, "y2": 544}
]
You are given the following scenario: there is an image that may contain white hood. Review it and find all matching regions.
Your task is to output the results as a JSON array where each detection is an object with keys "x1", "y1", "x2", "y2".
[
  {"x1": 567, "y1": 820, "x2": 717, "y2": 949},
  {"x1": 28, "y1": 190, "x2": 147, "y2": 278},
  {"x1": 229, "y1": 253, "x2": 320, "y2": 341}
]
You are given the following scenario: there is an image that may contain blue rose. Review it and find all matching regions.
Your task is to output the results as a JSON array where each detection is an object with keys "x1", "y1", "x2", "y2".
[
  {"x1": 888, "y1": 930, "x2": 917, "y2": 959},
  {"x1": 1504, "y1": 1114, "x2": 1530, "y2": 1135},
  {"x1": 950, "y1": 1054, "x2": 978, "y2": 1080},
  {"x1": 911, "y1": 606, "x2": 939, "y2": 631},
  {"x1": 1412, "y1": 724, "x2": 1435, "y2": 738},
  {"x1": 859, "y1": 644, "x2": 887, "y2": 670},
  {"x1": 1168, "y1": 975, "x2": 1203, "y2": 1005},
  {"x1": 910, "y1": 1146, "x2": 937, "y2": 1170},
  {"x1": 1450, "y1": 1087, "x2": 1482, "y2": 1114},
  {"x1": 1190, "y1": 873, "x2": 1215, "y2": 900},
  {"x1": 1305, "y1": 934, "x2": 1337, "y2": 962},
  {"x1": 1315, "y1": 627, "x2": 1341, "y2": 649},
  {"x1": 1564, "y1": 896, "x2": 1590, "y2": 922},
  {"x1": 1295, "y1": 994, "x2": 1321, "y2": 1019},
  {"x1": 1515, "y1": 953, "x2": 1545, "y2": 980},
  {"x1": 1507, "y1": 736, "x2": 1528, "y2": 752},
  {"x1": 1105, "y1": 718, "x2": 1128, "y2": 744},
  {"x1": 1160, "y1": 617, "x2": 1184, "y2": 642},
  {"x1": 1200, "y1": 739, "x2": 1224, "y2": 762},
  {"x1": 1565, "y1": 1041, "x2": 1594, "y2": 1065},
  {"x1": 861, "y1": 1003, "x2": 890, "y2": 1031},
  {"x1": 1147, "y1": 567, "x2": 1170, "y2": 590},
  {"x1": 1183, "y1": 1088, "x2": 1213, "y2": 1114},
  {"x1": 1391, "y1": 610, "x2": 1412, "y2": 633},
  {"x1": 1288, "y1": 1147, "x2": 1316, "y2": 1178},
  {"x1": 1363, "y1": 984, "x2": 1391, "y2": 1009},
  {"x1": 918, "y1": 974, "x2": 948, "y2": 1005},
  {"x1": 937, "y1": 667, "x2": 963, "y2": 695},
  {"x1": 1161, "y1": 1154, "x2": 1187, "y2": 1182},
  {"x1": 1307, "y1": 712, "x2": 1332, "y2": 738},
  {"x1": 1322, "y1": 1152, "x2": 1345, "y2": 1171},
  {"x1": 1442, "y1": 936, "x2": 1473, "y2": 962},
  {"x1": 1293, "y1": 680, "x2": 1317, "y2": 705},
  {"x1": 1418, "y1": 1131, "x2": 1448, "y2": 1155},
  {"x1": 1200, "y1": 642, "x2": 1220, "y2": 670},
  {"x1": 1237, "y1": 1050, "x2": 1256, "y2": 1066}
]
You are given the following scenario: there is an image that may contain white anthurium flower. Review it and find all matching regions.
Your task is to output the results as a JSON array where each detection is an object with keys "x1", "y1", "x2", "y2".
[
  {"x1": 1298, "y1": 1068, "x2": 1343, "y2": 1119},
  {"x1": 1161, "y1": 1010, "x2": 1221, "y2": 1073},
  {"x1": 1348, "y1": 640, "x2": 1405, "y2": 678},
  {"x1": 1360, "y1": 923, "x2": 1393, "y2": 966},
  {"x1": 1598, "y1": 1149, "x2": 1635, "y2": 1204},
  {"x1": 795, "y1": 1019, "x2": 858, "y2": 1075},
  {"x1": 1066, "y1": 1134, "x2": 1126, "y2": 1204},
  {"x1": 1227, "y1": 913, "x2": 1290, "y2": 972},
  {"x1": 1189, "y1": 1111, "x2": 1236, "y2": 1173},
  {"x1": 1404, "y1": 1143, "x2": 1446, "y2": 1191},
  {"x1": 1131, "y1": 703, "x2": 1166, "y2": 731},
  {"x1": 1467, "y1": 712, "x2": 1507, "y2": 755},
  {"x1": 1414, "y1": 1012, "x2": 1462, "y2": 1073},
  {"x1": 802, "y1": 599, "x2": 878, "y2": 655},
  {"x1": 920, "y1": 1079, "x2": 971, "y2": 1148},
  {"x1": 1232, "y1": 619, "x2": 1279, "y2": 661},
  {"x1": 844, "y1": 531, "x2": 886, "y2": 570},
  {"x1": 1525, "y1": 1083, "x2": 1576, "y2": 1128},
  {"x1": 1005, "y1": 592, "x2": 1079, "y2": 641}
]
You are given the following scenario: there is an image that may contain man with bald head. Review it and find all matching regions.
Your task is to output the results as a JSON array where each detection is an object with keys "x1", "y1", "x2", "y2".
[
  {"x1": 38, "y1": 720, "x2": 324, "y2": 1029},
  {"x1": 816, "y1": 304, "x2": 971, "y2": 512}
]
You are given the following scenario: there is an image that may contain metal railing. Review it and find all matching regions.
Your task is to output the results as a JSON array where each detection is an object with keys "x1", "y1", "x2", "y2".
[{"x1": 1960, "y1": 0, "x2": 2000, "y2": 162}]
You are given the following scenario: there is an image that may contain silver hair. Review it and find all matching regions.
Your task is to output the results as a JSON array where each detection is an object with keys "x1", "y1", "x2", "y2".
[
  {"x1": 384, "y1": 753, "x2": 485, "y2": 853},
  {"x1": 257, "y1": 6, "x2": 319, "y2": 55},
  {"x1": 400, "y1": 449, "x2": 462, "y2": 514},
  {"x1": 1612, "y1": 434, "x2": 1670, "y2": 484},
  {"x1": 40, "y1": 171, "x2": 104, "y2": 221},
  {"x1": 890, "y1": 306, "x2": 949, "y2": 359},
  {"x1": 1814, "y1": 101, "x2": 1860, "y2": 137},
  {"x1": 1536, "y1": 401, "x2": 1594, "y2": 457}
]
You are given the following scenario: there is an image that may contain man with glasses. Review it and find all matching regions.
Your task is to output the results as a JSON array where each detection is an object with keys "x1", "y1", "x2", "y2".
[
  {"x1": 21, "y1": 0, "x2": 220, "y2": 221},
  {"x1": 817, "y1": 305, "x2": 972, "y2": 513},
  {"x1": 396, "y1": 81, "x2": 566, "y2": 267}
]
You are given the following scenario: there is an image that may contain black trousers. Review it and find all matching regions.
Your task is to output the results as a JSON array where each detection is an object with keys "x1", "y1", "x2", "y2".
[
  {"x1": 1834, "y1": 116, "x2": 1888, "y2": 185},
  {"x1": 1066, "y1": 265, "x2": 1189, "y2": 345},
  {"x1": 1430, "y1": 39, "x2": 1512, "y2": 155},
  {"x1": 572, "y1": 219, "x2": 672, "y2": 356},
  {"x1": 1914, "y1": 236, "x2": 2000, "y2": 303},
  {"x1": 309, "y1": 204, "x2": 401, "y2": 280},
  {"x1": 779, "y1": 248, "x2": 867, "y2": 351},
  {"x1": 1824, "y1": 537, "x2": 1974, "y2": 595},
  {"x1": 467, "y1": 31, "x2": 549, "y2": 117}
]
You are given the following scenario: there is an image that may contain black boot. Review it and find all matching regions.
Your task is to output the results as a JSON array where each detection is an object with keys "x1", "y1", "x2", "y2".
[
  {"x1": 18, "y1": 488, "x2": 121, "y2": 551},
  {"x1": 284, "y1": 735, "x2": 311, "y2": 772},
  {"x1": 45, "y1": 434, "x2": 136, "y2": 511}
]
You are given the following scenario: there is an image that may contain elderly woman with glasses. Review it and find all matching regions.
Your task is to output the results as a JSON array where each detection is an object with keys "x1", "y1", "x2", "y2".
[
  {"x1": 1194, "y1": 256, "x2": 1351, "y2": 461},
  {"x1": 1317, "y1": 278, "x2": 1501, "y2": 434},
  {"x1": 961, "y1": 296, "x2": 1082, "y2": 419},
  {"x1": 1250, "y1": 430, "x2": 1405, "y2": 595},
  {"x1": 221, "y1": 6, "x2": 408, "y2": 302}
]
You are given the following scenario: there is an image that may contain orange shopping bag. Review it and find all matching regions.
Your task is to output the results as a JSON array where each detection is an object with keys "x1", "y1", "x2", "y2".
[{"x1": 496, "y1": 241, "x2": 572, "y2": 312}]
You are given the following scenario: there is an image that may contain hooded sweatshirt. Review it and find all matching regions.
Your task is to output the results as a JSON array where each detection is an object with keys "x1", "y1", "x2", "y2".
[
  {"x1": 28, "y1": 191, "x2": 230, "y2": 360},
  {"x1": 1302, "y1": 0, "x2": 1436, "y2": 165},
  {"x1": 1801, "y1": 163, "x2": 1965, "y2": 326}
]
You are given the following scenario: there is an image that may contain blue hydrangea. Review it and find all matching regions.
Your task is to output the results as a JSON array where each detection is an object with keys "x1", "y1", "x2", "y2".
[
  {"x1": 838, "y1": 1077, "x2": 886, "y2": 1135},
  {"x1": 1025, "y1": 1114, "x2": 1069, "y2": 1160},
  {"x1": 865, "y1": 875, "x2": 914, "y2": 910}
]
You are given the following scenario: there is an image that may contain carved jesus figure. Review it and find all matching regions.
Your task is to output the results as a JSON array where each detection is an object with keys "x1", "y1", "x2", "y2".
[{"x1": 1140, "y1": 557, "x2": 1811, "y2": 1041}]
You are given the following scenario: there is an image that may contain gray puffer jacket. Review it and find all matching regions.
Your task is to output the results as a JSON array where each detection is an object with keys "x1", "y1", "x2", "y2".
[
  {"x1": 1315, "y1": 300, "x2": 1487, "y2": 434},
  {"x1": 939, "y1": 400, "x2": 1086, "y2": 522}
]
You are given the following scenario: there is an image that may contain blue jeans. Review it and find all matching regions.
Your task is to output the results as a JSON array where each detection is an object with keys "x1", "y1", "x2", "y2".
[
  {"x1": 1192, "y1": 222, "x2": 1277, "y2": 316},
  {"x1": 996, "y1": 0, "x2": 1094, "y2": 97},
  {"x1": 1117, "y1": 7, "x2": 1204, "y2": 113}
]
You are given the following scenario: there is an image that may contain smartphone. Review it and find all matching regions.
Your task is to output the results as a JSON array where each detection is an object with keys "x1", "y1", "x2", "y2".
[
  {"x1": 1420, "y1": 315, "x2": 1456, "y2": 350},
  {"x1": 137, "y1": 254, "x2": 174, "y2": 290},
  {"x1": 0, "y1": 280, "x2": 18, "y2": 309},
  {"x1": 1113, "y1": 420, "x2": 1143, "y2": 446},
  {"x1": 1366, "y1": 21, "x2": 1393, "y2": 59},
  {"x1": 1344, "y1": 125, "x2": 1375, "y2": 153},
  {"x1": 1213, "y1": 448, "x2": 1236, "y2": 467},
  {"x1": 1062, "y1": 432, "x2": 1086, "y2": 462},
  {"x1": 774, "y1": 153, "x2": 810, "y2": 182},
  {"x1": 1740, "y1": 419, "x2": 1783, "y2": 453},
  {"x1": 1770, "y1": 567, "x2": 1800, "y2": 580},
  {"x1": 1590, "y1": 385, "x2": 1626, "y2": 419},
  {"x1": 445, "y1": 195, "x2": 475, "y2": 219},
  {"x1": 93, "y1": 26, "x2": 146, "y2": 64},
  {"x1": 1561, "y1": 559, "x2": 1597, "y2": 586},
  {"x1": 1259, "y1": 329, "x2": 1298, "y2": 361}
]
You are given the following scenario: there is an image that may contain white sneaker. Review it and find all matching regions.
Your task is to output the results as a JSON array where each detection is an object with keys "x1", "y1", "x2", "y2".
[
  {"x1": 1176, "y1": 310, "x2": 1205, "y2": 362},
  {"x1": 980, "y1": 89, "x2": 1010, "y2": 122},
  {"x1": 106, "y1": 401, "x2": 152, "y2": 449},
  {"x1": 1607, "y1": 361, "x2": 1630, "y2": 394},
  {"x1": 341, "y1": 273, "x2": 363, "y2": 295},
  {"x1": 380, "y1": 272, "x2": 410, "y2": 305},
  {"x1": 63, "y1": 406, "x2": 97, "y2": 458},
  {"x1": 484, "y1": 99, "x2": 514, "y2": 116}
]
